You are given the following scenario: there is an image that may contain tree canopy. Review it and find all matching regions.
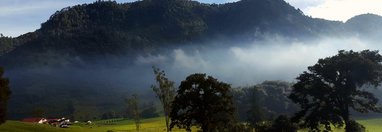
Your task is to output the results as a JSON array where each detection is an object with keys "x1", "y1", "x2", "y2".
[
  {"x1": 170, "y1": 73, "x2": 236, "y2": 131},
  {"x1": 289, "y1": 50, "x2": 382, "y2": 132},
  {"x1": 0, "y1": 67, "x2": 11, "y2": 124}
]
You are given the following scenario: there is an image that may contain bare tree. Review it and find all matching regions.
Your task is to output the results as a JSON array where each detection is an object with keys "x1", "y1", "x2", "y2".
[
  {"x1": 151, "y1": 66, "x2": 176, "y2": 132},
  {"x1": 126, "y1": 94, "x2": 140, "y2": 131}
]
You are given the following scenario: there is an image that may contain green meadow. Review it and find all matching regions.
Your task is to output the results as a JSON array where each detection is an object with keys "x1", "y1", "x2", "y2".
[
  {"x1": 357, "y1": 118, "x2": 382, "y2": 132},
  {"x1": 1, "y1": 117, "x2": 382, "y2": 132},
  {"x1": 297, "y1": 118, "x2": 382, "y2": 132},
  {"x1": 0, "y1": 117, "x2": 193, "y2": 132}
]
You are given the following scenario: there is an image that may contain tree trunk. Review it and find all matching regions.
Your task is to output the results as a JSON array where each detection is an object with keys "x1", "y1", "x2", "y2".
[
  {"x1": 343, "y1": 105, "x2": 350, "y2": 132},
  {"x1": 344, "y1": 116, "x2": 350, "y2": 132},
  {"x1": 202, "y1": 124, "x2": 208, "y2": 132},
  {"x1": 165, "y1": 113, "x2": 170, "y2": 132}
]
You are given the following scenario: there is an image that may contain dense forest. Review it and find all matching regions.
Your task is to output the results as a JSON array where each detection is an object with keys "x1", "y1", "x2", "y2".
[
  {"x1": 1, "y1": 0, "x2": 382, "y2": 68},
  {"x1": 3, "y1": 0, "x2": 382, "y2": 63},
  {"x1": 1, "y1": 0, "x2": 382, "y2": 128}
]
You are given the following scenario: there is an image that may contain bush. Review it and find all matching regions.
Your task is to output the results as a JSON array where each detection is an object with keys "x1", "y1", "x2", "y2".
[
  {"x1": 269, "y1": 115, "x2": 297, "y2": 132},
  {"x1": 346, "y1": 120, "x2": 365, "y2": 132},
  {"x1": 255, "y1": 121, "x2": 273, "y2": 132},
  {"x1": 229, "y1": 124, "x2": 252, "y2": 132},
  {"x1": 254, "y1": 115, "x2": 297, "y2": 132}
]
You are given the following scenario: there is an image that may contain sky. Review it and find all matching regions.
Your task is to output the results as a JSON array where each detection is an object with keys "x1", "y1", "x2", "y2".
[{"x1": 0, "y1": 0, "x2": 382, "y2": 37}]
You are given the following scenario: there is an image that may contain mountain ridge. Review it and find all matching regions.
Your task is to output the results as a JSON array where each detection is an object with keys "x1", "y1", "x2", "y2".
[{"x1": 0, "y1": 0, "x2": 359, "y2": 63}]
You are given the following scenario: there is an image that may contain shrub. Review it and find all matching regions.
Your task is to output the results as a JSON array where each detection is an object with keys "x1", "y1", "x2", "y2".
[{"x1": 346, "y1": 120, "x2": 365, "y2": 132}]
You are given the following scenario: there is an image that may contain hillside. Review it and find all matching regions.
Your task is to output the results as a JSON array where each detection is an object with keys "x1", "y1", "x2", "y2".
[
  {"x1": 0, "y1": 0, "x2": 348, "y2": 68},
  {"x1": 345, "y1": 13, "x2": 382, "y2": 39}
]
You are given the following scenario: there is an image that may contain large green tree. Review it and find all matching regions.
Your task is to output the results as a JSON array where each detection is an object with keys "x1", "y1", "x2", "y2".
[
  {"x1": 289, "y1": 50, "x2": 382, "y2": 132},
  {"x1": 0, "y1": 67, "x2": 11, "y2": 125},
  {"x1": 170, "y1": 73, "x2": 236, "y2": 131},
  {"x1": 151, "y1": 67, "x2": 176, "y2": 132}
]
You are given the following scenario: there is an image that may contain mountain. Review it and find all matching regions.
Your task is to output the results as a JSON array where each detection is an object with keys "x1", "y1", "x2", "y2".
[
  {"x1": 0, "y1": 0, "x2": 349, "y2": 68},
  {"x1": 345, "y1": 13, "x2": 382, "y2": 39},
  {"x1": 1, "y1": 0, "x2": 382, "y2": 120}
]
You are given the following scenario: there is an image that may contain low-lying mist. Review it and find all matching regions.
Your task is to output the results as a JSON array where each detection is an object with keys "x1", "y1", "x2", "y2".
[{"x1": 137, "y1": 36, "x2": 379, "y2": 86}]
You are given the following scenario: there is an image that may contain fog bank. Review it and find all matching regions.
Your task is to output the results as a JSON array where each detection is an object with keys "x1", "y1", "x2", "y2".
[{"x1": 136, "y1": 36, "x2": 380, "y2": 86}]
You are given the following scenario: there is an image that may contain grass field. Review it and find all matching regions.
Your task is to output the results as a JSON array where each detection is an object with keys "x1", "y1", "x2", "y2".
[
  {"x1": 357, "y1": 118, "x2": 382, "y2": 132},
  {"x1": 1, "y1": 117, "x2": 381, "y2": 132},
  {"x1": 297, "y1": 118, "x2": 382, "y2": 132},
  {"x1": 0, "y1": 117, "x2": 191, "y2": 132}
]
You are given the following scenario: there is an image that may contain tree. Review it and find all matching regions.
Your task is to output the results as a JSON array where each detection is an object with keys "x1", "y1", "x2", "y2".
[
  {"x1": 289, "y1": 50, "x2": 382, "y2": 132},
  {"x1": 232, "y1": 81, "x2": 297, "y2": 128},
  {"x1": 141, "y1": 102, "x2": 159, "y2": 118},
  {"x1": 126, "y1": 94, "x2": 140, "y2": 131},
  {"x1": 151, "y1": 67, "x2": 176, "y2": 132},
  {"x1": 247, "y1": 99, "x2": 267, "y2": 129},
  {"x1": 170, "y1": 73, "x2": 236, "y2": 131},
  {"x1": 0, "y1": 67, "x2": 11, "y2": 125},
  {"x1": 233, "y1": 87, "x2": 267, "y2": 127}
]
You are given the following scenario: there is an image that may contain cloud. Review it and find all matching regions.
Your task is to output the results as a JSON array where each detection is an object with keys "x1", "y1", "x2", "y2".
[
  {"x1": 136, "y1": 54, "x2": 167, "y2": 65},
  {"x1": 230, "y1": 37, "x2": 368, "y2": 70},
  {"x1": 284, "y1": 0, "x2": 324, "y2": 10},
  {"x1": 234, "y1": 37, "x2": 378, "y2": 85},
  {"x1": 285, "y1": 0, "x2": 382, "y2": 21},
  {"x1": 143, "y1": 36, "x2": 378, "y2": 86},
  {"x1": 172, "y1": 49, "x2": 209, "y2": 70}
]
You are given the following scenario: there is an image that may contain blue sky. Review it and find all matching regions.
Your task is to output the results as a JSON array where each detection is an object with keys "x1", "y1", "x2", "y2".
[{"x1": 1, "y1": 0, "x2": 381, "y2": 37}]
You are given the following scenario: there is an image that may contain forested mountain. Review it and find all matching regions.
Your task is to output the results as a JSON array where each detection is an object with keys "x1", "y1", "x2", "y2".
[
  {"x1": 1, "y1": 0, "x2": 382, "y2": 120},
  {"x1": 0, "y1": 0, "x2": 353, "y2": 67},
  {"x1": 345, "y1": 13, "x2": 382, "y2": 39}
]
